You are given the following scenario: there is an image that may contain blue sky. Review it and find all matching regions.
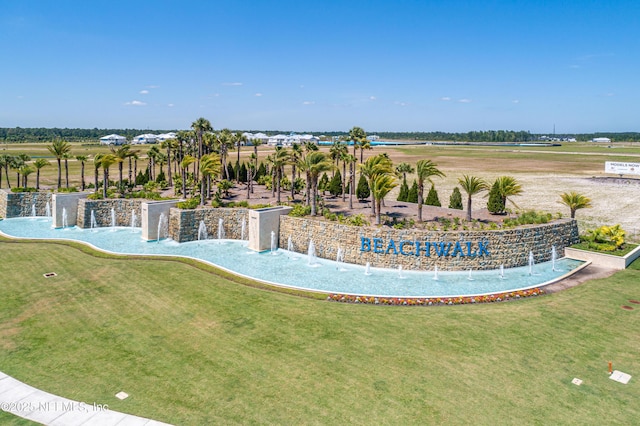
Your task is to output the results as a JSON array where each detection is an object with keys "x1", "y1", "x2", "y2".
[{"x1": 1, "y1": 0, "x2": 638, "y2": 133}]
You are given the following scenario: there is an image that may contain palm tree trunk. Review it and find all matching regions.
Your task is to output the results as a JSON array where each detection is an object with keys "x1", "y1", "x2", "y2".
[
  {"x1": 4, "y1": 166, "x2": 10, "y2": 189},
  {"x1": 56, "y1": 158, "x2": 61, "y2": 189},
  {"x1": 466, "y1": 196, "x2": 472, "y2": 221},
  {"x1": 200, "y1": 178, "x2": 206, "y2": 205},
  {"x1": 342, "y1": 161, "x2": 346, "y2": 202},
  {"x1": 94, "y1": 168, "x2": 99, "y2": 194},
  {"x1": 128, "y1": 157, "x2": 133, "y2": 183},
  {"x1": 348, "y1": 163, "x2": 354, "y2": 210},
  {"x1": 167, "y1": 146, "x2": 173, "y2": 187},
  {"x1": 64, "y1": 159, "x2": 69, "y2": 188},
  {"x1": 417, "y1": 185, "x2": 424, "y2": 222},
  {"x1": 103, "y1": 169, "x2": 109, "y2": 199},
  {"x1": 36, "y1": 170, "x2": 40, "y2": 190},
  {"x1": 181, "y1": 168, "x2": 187, "y2": 198},
  {"x1": 376, "y1": 199, "x2": 382, "y2": 225},
  {"x1": 311, "y1": 176, "x2": 318, "y2": 216},
  {"x1": 119, "y1": 162, "x2": 124, "y2": 190},
  {"x1": 291, "y1": 164, "x2": 296, "y2": 200},
  {"x1": 80, "y1": 162, "x2": 85, "y2": 191}
]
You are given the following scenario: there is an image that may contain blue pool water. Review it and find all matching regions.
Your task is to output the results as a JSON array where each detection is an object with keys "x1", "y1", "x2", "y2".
[{"x1": 0, "y1": 217, "x2": 585, "y2": 298}]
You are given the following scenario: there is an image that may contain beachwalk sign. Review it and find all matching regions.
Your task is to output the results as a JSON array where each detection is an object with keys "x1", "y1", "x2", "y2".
[
  {"x1": 361, "y1": 237, "x2": 490, "y2": 258},
  {"x1": 605, "y1": 161, "x2": 640, "y2": 176}
]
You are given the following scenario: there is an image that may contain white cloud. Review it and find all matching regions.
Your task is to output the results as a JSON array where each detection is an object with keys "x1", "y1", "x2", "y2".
[
  {"x1": 394, "y1": 101, "x2": 407, "y2": 106},
  {"x1": 139, "y1": 90, "x2": 149, "y2": 95},
  {"x1": 168, "y1": 103, "x2": 175, "y2": 107},
  {"x1": 512, "y1": 99, "x2": 520, "y2": 104},
  {"x1": 440, "y1": 96, "x2": 451, "y2": 101},
  {"x1": 604, "y1": 92, "x2": 615, "y2": 97},
  {"x1": 302, "y1": 101, "x2": 315, "y2": 105},
  {"x1": 125, "y1": 100, "x2": 146, "y2": 106},
  {"x1": 146, "y1": 85, "x2": 159, "y2": 89},
  {"x1": 369, "y1": 96, "x2": 376, "y2": 101},
  {"x1": 223, "y1": 82, "x2": 243, "y2": 86},
  {"x1": 255, "y1": 93, "x2": 263, "y2": 97},
  {"x1": 458, "y1": 98, "x2": 472, "y2": 103}
]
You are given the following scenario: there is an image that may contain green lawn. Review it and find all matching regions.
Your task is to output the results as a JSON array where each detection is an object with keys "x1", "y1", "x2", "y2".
[{"x1": 0, "y1": 240, "x2": 639, "y2": 425}]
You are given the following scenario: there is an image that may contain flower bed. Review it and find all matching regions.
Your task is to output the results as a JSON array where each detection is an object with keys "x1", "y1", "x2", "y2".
[{"x1": 328, "y1": 288, "x2": 544, "y2": 306}]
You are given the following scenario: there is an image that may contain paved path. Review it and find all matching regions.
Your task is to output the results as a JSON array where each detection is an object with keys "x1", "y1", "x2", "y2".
[{"x1": 0, "y1": 371, "x2": 172, "y2": 425}]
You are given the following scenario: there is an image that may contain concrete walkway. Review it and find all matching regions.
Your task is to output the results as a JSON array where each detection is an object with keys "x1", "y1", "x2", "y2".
[{"x1": 0, "y1": 371, "x2": 172, "y2": 425}]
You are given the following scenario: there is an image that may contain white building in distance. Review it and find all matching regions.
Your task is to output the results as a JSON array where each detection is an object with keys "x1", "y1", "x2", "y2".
[
  {"x1": 99, "y1": 134, "x2": 127, "y2": 145},
  {"x1": 132, "y1": 134, "x2": 159, "y2": 144},
  {"x1": 592, "y1": 137, "x2": 611, "y2": 143}
]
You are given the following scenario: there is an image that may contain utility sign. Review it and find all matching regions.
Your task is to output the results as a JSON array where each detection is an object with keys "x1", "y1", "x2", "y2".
[{"x1": 605, "y1": 161, "x2": 640, "y2": 176}]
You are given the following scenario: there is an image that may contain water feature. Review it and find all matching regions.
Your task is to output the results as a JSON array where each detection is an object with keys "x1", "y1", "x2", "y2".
[
  {"x1": 90, "y1": 210, "x2": 98, "y2": 231},
  {"x1": 240, "y1": 218, "x2": 246, "y2": 241},
  {"x1": 270, "y1": 231, "x2": 277, "y2": 254},
  {"x1": 61, "y1": 208, "x2": 68, "y2": 228},
  {"x1": 198, "y1": 220, "x2": 208, "y2": 240},
  {"x1": 130, "y1": 210, "x2": 137, "y2": 232},
  {"x1": 398, "y1": 265, "x2": 404, "y2": 279},
  {"x1": 0, "y1": 217, "x2": 586, "y2": 298},
  {"x1": 287, "y1": 236, "x2": 294, "y2": 252},
  {"x1": 433, "y1": 265, "x2": 439, "y2": 281},
  {"x1": 551, "y1": 246, "x2": 558, "y2": 271},
  {"x1": 217, "y1": 218, "x2": 225, "y2": 240},
  {"x1": 528, "y1": 251, "x2": 535, "y2": 276},
  {"x1": 45, "y1": 202, "x2": 51, "y2": 218},
  {"x1": 499, "y1": 264, "x2": 505, "y2": 279},
  {"x1": 110, "y1": 208, "x2": 116, "y2": 230},
  {"x1": 468, "y1": 269, "x2": 474, "y2": 281},
  {"x1": 157, "y1": 212, "x2": 168, "y2": 241},
  {"x1": 31, "y1": 203, "x2": 36, "y2": 218},
  {"x1": 308, "y1": 240, "x2": 317, "y2": 265}
]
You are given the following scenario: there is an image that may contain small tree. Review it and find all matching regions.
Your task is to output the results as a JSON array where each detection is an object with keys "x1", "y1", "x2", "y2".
[
  {"x1": 449, "y1": 187, "x2": 463, "y2": 210},
  {"x1": 397, "y1": 178, "x2": 409, "y2": 201},
  {"x1": 487, "y1": 180, "x2": 505, "y2": 214},
  {"x1": 239, "y1": 162, "x2": 247, "y2": 183},
  {"x1": 318, "y1": 173, "x2": 329, "y2": 195},
  {"x1": 559, "y1": 191, "x2": 592, "y2": 219},
  {"x1": 407, "y1": 180, "x2": 419, "y2": 203},
  {"x1": 425, "y1": 184, "x2": 441, "y2": 207},
  {"x1": 356, "y1": 173, "x2": 370, "y2": 200},
  {"x1": 328, "y1": 169, "x2": 343, "y2": 196}
]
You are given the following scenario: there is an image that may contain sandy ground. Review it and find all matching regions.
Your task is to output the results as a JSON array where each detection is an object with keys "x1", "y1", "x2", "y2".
[{"x1": 221, "y1": 172, "x2": 639, "y2": 242}]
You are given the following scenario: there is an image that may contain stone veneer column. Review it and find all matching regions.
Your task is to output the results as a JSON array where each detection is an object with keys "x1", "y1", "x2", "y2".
[
  {"x1": 51, "y1": 192, "x2": 90, "y2": 228},
  {"x1": 141, "y1": 200, "x2": 179, "y2": 240},
  {"x1": 248, "y1": 206, "x2": 293, "y2": 252}
]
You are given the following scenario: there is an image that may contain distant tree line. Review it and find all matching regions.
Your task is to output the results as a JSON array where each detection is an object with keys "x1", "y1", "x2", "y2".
[{"x1": 2, "y1": 128, "x2": 640, "y2": 143}]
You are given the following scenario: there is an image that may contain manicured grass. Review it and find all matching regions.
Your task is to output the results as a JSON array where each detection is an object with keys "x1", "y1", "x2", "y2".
[{"x1": 0, "y1": 240, "x2": 639, "y2": 424}]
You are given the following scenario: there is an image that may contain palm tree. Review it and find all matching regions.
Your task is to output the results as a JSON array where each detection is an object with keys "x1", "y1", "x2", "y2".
[
  {"x1": 348, "y1": 126, "x2": 367, "y2": 161},
  {"x1": 495, "y1": 175, "x2": 523, "y2": 210},
  {"x1": 234, "y1": 132, "x2": 247, "y2": 179},
  {"x1": 111, "y1": 144, "x2": 139, "y2": 190},
  {"x1": 180, "y1": 155, "x2": 196, "y2": 198},
  {"x1": 329, "y1": 140, "x2": 347, "y2": 176},
  {"x1": 301, "y1": 152, "x2": 333, "y2": 216},
  {"x1": 270, "y1": 147, "x2": 290, "y2": 204},
  {"x1": 47, "y1": 139, "x2": 71, "y2": 190},
  {"x1": 161, "y1": 138, "x2": 178, "y2": 187},
  {"x1": 344, "y1": 153, "x2": 357, "y2": 209},
  {"x1": 199, "y1": 153, "x2": 222, "y2": 205},
  {"x1": 215, "y1": 129, "x2": 234, "y2": 180},
  {"x1": 372, "y1": 174, "x2": 397, "y2": 225},
  {"x1": 191, "y1": 117, "x2": 213, "y2": 176},
  {"x1": 395, "y1": 162, "x2": 414, "y2": 183},
  {"x1": 289, "y1": 143, "x2": 304, "y2": 200},
  {"x1": 559, "y1": 191, "x2": 592, "y2": 219},
  {"x1": 19, "y1": 165, "x2": 34, "y2": 187},
  {"x1": 93, "y1": 154, "x2": 103, "y2": 194},
  {"x1": 99, "y1": 154, "x2": 117, "y2": 199},
  {"x1": 415, "y1": 159, "x2": 445, "y2": 222},
  {"x1": 75, "y1": 155, "x2": 87, "y2": 191},
  {"x1": 147, "y1": 145, "x2": 161, "y2": 181},
  {"x1": 359, "y1": 139, "x2": 372, "y2": 163},
  {"x1": 0, "y1": 154, "x2": 12, "y2": 188},
  {"x1": 62, "y1": 153, "x2": 71, "y2": 188},
  {"x1": 359, "y1": 154, "x2": 394, "y2": 217},
  {"x1": 251, "y1": 138, "x2": 262, "y2": 169},
  {"x1": 33, "y1": 158, "x2": 51, "y2": 190},
  {"x1": 458, "y1": 175, "x2": 488, "y2": 222}
]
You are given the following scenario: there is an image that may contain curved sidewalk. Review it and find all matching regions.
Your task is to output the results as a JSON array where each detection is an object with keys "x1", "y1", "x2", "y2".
[{"x1": 0, "y1": 371, "x2": 172, "y2": 425}]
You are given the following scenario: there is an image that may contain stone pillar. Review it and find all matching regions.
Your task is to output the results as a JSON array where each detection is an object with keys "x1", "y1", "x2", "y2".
[
  {"x1": 51, "y1": 192, "x2": 90, "y2": 228},
  {"x1": 248, "y1": 206, "x2": 293, "y2": 252},
  {"x1": 141, "y1": 200, "x2": 178, "y2": 241}
]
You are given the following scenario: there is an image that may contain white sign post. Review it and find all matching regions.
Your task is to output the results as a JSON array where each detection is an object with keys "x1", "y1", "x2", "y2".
[{"x1": 605, "y1": 161, "x2": 640, "y2": 177}]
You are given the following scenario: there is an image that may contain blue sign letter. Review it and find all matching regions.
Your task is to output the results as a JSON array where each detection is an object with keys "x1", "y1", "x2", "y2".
[{"x1": 361, "y1": 237, "x2": 371, "y2": 252}]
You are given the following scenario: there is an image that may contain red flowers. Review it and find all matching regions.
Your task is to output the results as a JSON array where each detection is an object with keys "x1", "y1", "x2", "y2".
[{"x1": 327, "y1": 289, "x2": 543, "y2": 306}]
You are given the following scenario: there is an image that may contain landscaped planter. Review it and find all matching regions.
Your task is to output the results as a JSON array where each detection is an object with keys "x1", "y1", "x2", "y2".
[{"x1": 564, "y1": 245, "x2": 640, "y2": 270}]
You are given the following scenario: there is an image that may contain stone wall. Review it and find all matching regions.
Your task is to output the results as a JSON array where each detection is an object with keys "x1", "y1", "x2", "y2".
[
  {"x1": 279, "y1": 216, "x2": 579, "y2": 271},
  {"x1": 77, "y1": 199, "x2": 143, "y2": 228},
  {"x1": 0, "y1": 189, "x2": 52, "y2": 218},
  {"x1": 169, "y1": 207, "x2": 250, "y2": 242}
]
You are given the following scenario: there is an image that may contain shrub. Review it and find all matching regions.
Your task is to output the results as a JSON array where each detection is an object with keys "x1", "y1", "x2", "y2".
[
  {"x1": 449, "y1": 187, "x2": 463, "y2": 210},
  {"x1": 397, "y1": 179, "x2": 409, "y2": 201},
  {"x1": 356, "y1": 174, "x2": 370, "y2": 200},
  {"x1": 487, "y1": 180, "x2": 505, "y2": 214},
  {"x1": 407, "y1": 180, "x2": 418, "y2": 203},
  {"x1": 425, "y1": 184, "x2": 441, "y2": 207},
  {"x1": 10, "y1": 187, "x2": 37, "y2": 193},
  {"x1": 289, "y1": 204, "x2": 311, "y2": 217},
  {"x1": 176, "y1": 197, "x2": 200, "y2": 209},
  {"x1": 347, "y1": 214, "x2": 369, "y2": 227},
  {"x1": 318, "y1": 173, "x2": 329, "y2": 194},
  {"x1": 581, "y1": 224, "x2": 626, "y2": 251},
  {"x1": 327, "y1": 170, "x2": 343, "y2": 196}
]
